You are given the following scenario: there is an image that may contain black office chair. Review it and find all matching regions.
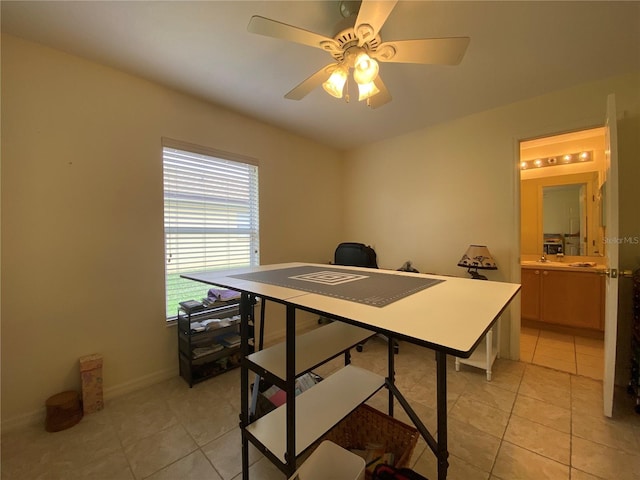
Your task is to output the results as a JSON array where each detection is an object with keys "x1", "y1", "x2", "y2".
[
  {"x1": 334, "y1": 242, "x2": 378, "y2": 269},
  {"x1": 332, "y1": 242, "x2": 399, "y2": 354}
]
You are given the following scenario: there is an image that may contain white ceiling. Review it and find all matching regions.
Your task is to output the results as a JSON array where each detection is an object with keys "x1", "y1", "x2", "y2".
[{"x1": 2, "y1": 1, "x2": 638, "y2": 150}]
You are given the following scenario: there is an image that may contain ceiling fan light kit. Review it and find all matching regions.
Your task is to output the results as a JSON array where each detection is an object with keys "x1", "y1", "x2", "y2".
[
  {"x1": 357, "y1": 81, "x2": 380, "y2": 101},
  {"x1": 322, "y1": 47, "x2": 380, "y2": 101},
  {"x1": 322, "y1": 65, "x2": 349, "y2": 98},
  {"x1": 247, "y1": 0, "x2": 470, "y2": 108},
  {"x1": 353, "y1": 51, "x2": 379, "y2": 84}
]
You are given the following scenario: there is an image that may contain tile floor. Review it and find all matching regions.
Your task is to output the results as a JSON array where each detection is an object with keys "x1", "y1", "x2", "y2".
[
  {"x1": 2, "y1": 335, "x2": 639, "y2": 480},
  {"x1": 520, "y1": 326, "x2": 605, "y2": 380}
]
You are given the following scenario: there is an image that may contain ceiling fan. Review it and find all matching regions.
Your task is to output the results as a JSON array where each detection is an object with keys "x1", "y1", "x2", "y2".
[{"x1": 247, "y1": 0, "x2": 470, "y2": 108}]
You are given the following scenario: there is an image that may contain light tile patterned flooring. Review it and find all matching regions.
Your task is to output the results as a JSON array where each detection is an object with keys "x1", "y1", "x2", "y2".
[
  {"x1": 2, "y1": 335, "x2": 639, "y2": 480},
  {"x1": 520, "y1": 326, "x2": 605, "y2": 380}
]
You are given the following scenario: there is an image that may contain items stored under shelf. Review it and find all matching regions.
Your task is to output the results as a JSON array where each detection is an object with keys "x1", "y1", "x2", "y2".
[
  {"x1": 246, "y1": 365, "x2": 385, "y2": 464},
  {"x1": 241, "y1": 318, "x2": 381, "y2": 475}
]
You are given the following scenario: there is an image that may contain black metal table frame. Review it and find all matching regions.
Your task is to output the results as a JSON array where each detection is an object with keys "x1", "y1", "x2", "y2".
[
  {"x1": 238, "y1": 292, "x2": 454, "y2": 480},
  {"x1": 182, "y1": 265, "x2": 518, "y2": 480}
]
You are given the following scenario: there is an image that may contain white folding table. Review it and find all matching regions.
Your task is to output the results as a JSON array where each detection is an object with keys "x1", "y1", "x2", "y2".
[{"x1": 183, "y1": 262, "x2": 520, "y2": 480}]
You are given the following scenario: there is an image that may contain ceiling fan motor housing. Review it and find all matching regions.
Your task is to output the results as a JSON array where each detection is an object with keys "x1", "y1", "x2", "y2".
[{"x1": 323, "y1": 27, "x2": 381, "y2": 63}]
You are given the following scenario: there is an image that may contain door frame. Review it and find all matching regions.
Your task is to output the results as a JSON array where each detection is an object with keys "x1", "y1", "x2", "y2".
[{"x1": 510, "y1": 119, "x2": 606, "y2": 361}]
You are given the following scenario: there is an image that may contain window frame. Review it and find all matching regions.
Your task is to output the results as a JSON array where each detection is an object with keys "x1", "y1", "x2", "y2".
[{"x1": 162, "y1": 138, "x2": 260, "y2": 321}]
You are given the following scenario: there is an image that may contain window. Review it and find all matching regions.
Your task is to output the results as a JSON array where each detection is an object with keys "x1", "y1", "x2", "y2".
[{"x1": 162, "y1": 140, "x2": 259, "y2": 319}]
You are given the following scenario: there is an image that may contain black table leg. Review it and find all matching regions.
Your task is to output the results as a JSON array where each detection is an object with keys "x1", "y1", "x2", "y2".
[
  {"x1": 284, "y1": 304, "x2": 296, "y2": 477},
  {"x1": 388, "y1": 335, "x2": 395, "y2": 416},
  {"x1": 240, "y1": 292, "x2": 250, "y2": 480},
  {"x1": 436, "y1": 351, "x2": 449, "y2": 480}
]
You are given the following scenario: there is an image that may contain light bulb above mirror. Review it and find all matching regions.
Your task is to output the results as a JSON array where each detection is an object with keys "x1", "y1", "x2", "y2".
[{"x1": 520, "y1": 151, "x2": 593, "y2": 170}]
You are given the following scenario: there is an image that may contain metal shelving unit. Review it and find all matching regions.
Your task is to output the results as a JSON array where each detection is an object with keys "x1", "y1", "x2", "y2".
[{"x1": 177, "y1": 299, "x2": 253, "y2": 387}]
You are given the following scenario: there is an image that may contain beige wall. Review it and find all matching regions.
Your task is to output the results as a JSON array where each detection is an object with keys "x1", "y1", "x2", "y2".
[
  {"x1": 2, "y1": 33, "x2": 639, "y2": 429},
  {"x1": 1, "y1": 35, "x2": 345, "y2": 428},
  {"x1": 343, "y1": 72, "x2": 640, "y2": 378}
]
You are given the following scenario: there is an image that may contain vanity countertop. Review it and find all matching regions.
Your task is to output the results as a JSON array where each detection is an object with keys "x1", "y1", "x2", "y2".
[{"x1": 521, "y1": 260, "x2": 606, "y2": 273}]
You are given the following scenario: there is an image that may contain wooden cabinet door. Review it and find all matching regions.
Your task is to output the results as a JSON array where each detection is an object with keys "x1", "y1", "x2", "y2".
[
  {"x1": 521, "y1": 268, "x2": 541, "y2": 321},
  {"x1": 540, "y1": 270, "x2": 604, "y2": 330}
]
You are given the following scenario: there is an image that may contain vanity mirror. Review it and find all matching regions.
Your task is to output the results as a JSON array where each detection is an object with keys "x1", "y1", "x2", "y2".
[
  {"x1": 521, "y1": 172, "x2": 603, "y2": 257},
  {"x1": 543, "y1": 183, "x2": 585, "y2": 255}
]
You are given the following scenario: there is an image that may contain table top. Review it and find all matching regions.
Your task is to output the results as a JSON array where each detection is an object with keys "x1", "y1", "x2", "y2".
[{"x1": 183, "y1": 263, "x2": 521, "y2": 357}]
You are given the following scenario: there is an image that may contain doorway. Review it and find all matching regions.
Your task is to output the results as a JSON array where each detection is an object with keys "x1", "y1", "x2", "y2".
[{"x1": 519, "y1": 127, "x2": 606, "y2": 380}]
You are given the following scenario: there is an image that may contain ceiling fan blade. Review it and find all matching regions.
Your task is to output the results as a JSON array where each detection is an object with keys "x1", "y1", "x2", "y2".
[
  {"x1": 355, "y1": 0, "x2": 398, "y2": 46},
  {"x1": 374, "y1": 37, "x2": 470, "y2": 65},
  {"x1": 368, "y1": 75, "x2": 391, "y2": 109},
  {"x1": 248, "y1": 16, "x2": 340, "y2": 53},
  {"x1": 284, "y1": 63, "x2": 338, "y2": 100}
]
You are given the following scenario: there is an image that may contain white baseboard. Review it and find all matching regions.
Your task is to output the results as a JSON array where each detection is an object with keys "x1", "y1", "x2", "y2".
[
  {"x1": 1, "y1": 409, "x2": 47, "y2": 434},
  {"x1": 102, "y1": 366, "x2": 176, "y2": 400},
  {"x1": 1, "y1": 366, "x2": 176, "y2": 434},
  {"x1": 1, "y1": 318, "x2": 319, "y2": 433}
]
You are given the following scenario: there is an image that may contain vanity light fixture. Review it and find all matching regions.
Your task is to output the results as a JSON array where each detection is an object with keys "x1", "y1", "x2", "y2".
[
  {"x1": 520, "y1": 151, "x2": 592, "y2": 170},
  {"x1": 457, "y1": 245, "x2": 497, "y2": 280}
]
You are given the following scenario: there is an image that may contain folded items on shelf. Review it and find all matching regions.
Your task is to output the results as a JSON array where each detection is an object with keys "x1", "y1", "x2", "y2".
[
  {"x1": 219, "y1": 333, "x2": 242, "y2": 347},
  {"x1": 190, "y1": 321, "x2": 205, "y2": 333},
  {"x1": 207, "y1": 288, "x2": 242, "y2": 302},
  {"x1": 192, "y1": 344, "x2": 224, "y2": 358}
]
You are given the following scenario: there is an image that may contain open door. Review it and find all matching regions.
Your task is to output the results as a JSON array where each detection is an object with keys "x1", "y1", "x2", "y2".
[{"x1": 603, "y1": 94, "x2": 619, "y2": 418}]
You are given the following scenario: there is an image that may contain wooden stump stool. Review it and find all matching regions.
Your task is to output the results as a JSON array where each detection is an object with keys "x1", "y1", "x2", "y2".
[{"x1": 45, "y1": 390, "x2": 83, "y2": 432}]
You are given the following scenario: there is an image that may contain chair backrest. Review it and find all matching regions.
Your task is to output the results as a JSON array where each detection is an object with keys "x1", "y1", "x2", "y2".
[{"x1": 334, "y1": 242, "x2": 378, "y2": 268}]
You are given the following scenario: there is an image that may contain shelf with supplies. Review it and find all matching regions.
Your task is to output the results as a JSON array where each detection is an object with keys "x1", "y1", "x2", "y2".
[
  {"x1": 247, "y1": 365, "x2": 385, "y2": 464},
  {"x1": 177, "y1": 298, "x2": 256, "y2": 387}
]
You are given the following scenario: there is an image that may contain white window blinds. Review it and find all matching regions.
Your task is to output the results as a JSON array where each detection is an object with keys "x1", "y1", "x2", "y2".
[{"x1": 162, "y1": 142, "x2": 259, "y2": 319}]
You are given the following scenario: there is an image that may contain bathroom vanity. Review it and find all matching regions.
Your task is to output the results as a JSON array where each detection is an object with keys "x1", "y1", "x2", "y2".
[{"x1": 521, "y1": 261, "x2": 605, "y2": 331}]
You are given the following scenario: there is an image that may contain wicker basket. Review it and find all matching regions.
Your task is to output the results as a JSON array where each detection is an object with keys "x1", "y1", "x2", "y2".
[{"x1": 320, "y1": 404, "x2": 419, "y2": 480}]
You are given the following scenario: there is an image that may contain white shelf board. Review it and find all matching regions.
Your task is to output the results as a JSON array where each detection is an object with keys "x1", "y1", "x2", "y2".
[
  {"x1": 245, "y1": 365, "x2": 384, "y2": 463},
  {"x1": 247, "y1": 322, "x2": 374, "y2": 380},
  {"x1": 456, "y1": 336, "x2": 497, "y2": 369}
]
